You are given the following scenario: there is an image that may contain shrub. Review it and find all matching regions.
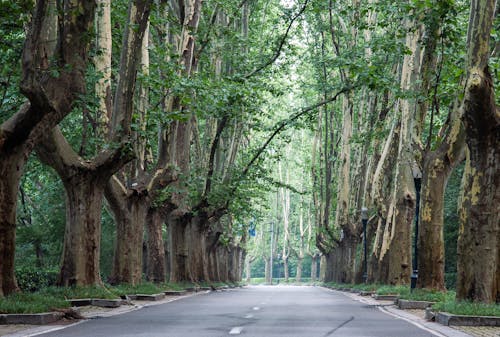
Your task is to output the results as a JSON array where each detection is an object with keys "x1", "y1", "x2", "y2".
[
  {"x1": 445, "y1": 273, "x2": 456, "y2": 290},
  {"x1": 15, "y1": 267, "x2": 58, "y2": 292}
]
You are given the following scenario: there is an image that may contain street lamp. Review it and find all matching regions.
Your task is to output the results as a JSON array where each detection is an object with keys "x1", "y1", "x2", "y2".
[
  {"x1": 269, "y1": 222, "x2": 274, "y2": 285},
  {"x1": 361, "y1": 207, "x2": 368, "y2": 283},
  {"x1": 411, "y1": 164, "x2": 422, "y2": 291}
]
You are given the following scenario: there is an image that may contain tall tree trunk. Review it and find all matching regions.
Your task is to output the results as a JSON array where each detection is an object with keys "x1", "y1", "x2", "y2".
[
  {"x1": 264, "y1": 257, "x2": 270, "y2": 283},
  {"x1": 418, "y1": 118, "x2": 465, "y2": 290},
  {"x1": 376, "y1": 15, "x2": 423, "y2": 285},
  {"x1": 146, "y1": 208, "x2": 166, "y2": 283},
  {"x1": 370, "y1": 121, "x2": 399, "y2": 283},
  {"x1": 59, "y1": 175, "x2": 105, "y2": 286},
  {"x1": 457, "y1": 0, "x2": 499, "y2": 303},
  {"x1": 37, "y1": 130, "x2": 128, "y2": 286},
  {"x1": 0, "y1": 0, "x2": 95, "y2": 296},
  {"x1": 105, "y1": 179, "x2": 149, "y2": 285},
  {"x1": 168, "y1": 213, "x2": 188, "y2": 283},
  {"x1": 0, "y1": 151, "x2": 25, "y2": 296},
  {"x1": 311, "y1": 253, "x2": 319, "y2": 282}
]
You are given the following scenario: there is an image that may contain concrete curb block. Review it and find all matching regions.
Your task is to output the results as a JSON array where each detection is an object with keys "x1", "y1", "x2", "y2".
[
  {"x1": 372, "y1": 294, "x2": 399, "y2": 301},
  {"x1": 436, "y1": 312, "x2": 500, "y2": 327},
  {"x1": 135, "y1": 293, "x2": 166, "y2": 301},
  {"x1": 0, "y1": 312, "x2": 64, "y2": 325},
  {"x1": 359, "y1": 291, "x2": 375, "y2": 296},
  {"x1": 397, "y1": 299, "x2": 435, "y2": 310},
  {"x1": 164, "y1": 290, "x2": 187, "y2": 295},
  {"x1": 68, "y1": 298, "x2": 123, "y2": 308}
]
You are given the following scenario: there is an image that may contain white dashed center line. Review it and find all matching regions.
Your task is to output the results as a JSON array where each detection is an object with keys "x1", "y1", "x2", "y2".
[
  {"x1": 252, "y1": 306, "x2": 260, "y2": 311},
  {"x1": 245, "y1": 314, "x2": 254, "y2": 318},
  {"x1": 229, "y1": 326, "x2": 244, "y2": 335}
]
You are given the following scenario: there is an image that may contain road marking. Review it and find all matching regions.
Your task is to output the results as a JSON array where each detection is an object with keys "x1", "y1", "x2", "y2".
[
  {"x1": 253, "y1": 306, "x2": 260, "y2": 310},
  {"x1": 229, "y1": 326, "x2": 244, "y2": 335},
  {"x1": 245, "y1": 314, "x2": 254, "y2": 318}
]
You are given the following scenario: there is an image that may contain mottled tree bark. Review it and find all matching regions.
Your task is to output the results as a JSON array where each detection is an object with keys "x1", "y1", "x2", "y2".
[
  {"x1": 146, "y1": 208, "x2": 167, "y2": 283},
  {"x1": 457, "y1": 0, "x2": 499, "y2": 303},
  {"x1": 418, "y1": 119, "x2": 465, "y2": 290},
  {"x1": 0, "y1": 0, "x2": 95, "y2": 295}
]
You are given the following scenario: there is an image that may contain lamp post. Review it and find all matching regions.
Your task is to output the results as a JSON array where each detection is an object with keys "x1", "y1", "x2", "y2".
[
  {"x1": 411, "y1": 165, "x2": 422, "y2": 291},
  {"x1": 269, "y1": 222, "x2": 274, "y2": 285},
  {"x1": 361, "y1": 207, "x2": 368, "y2": 283}
]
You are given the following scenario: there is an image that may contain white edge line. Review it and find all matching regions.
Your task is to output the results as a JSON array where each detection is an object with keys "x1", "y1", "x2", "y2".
[{"x1": 377, "y1": 305, "x2": 448, "y2": 337}]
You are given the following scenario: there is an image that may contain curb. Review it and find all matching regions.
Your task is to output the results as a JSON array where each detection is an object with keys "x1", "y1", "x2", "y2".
[
  {"x1": 398, "y1": 299, "x2": 435, "y2": 310},
  {"x1": 0, "y1": 312, "x2": 64, "y2": 325},
  {"x1": 327, "y1": 287, "x2": 474, "y2": 337},
  {"x1": 436, "y1": 312, "x2": 500, "y2": 327}
]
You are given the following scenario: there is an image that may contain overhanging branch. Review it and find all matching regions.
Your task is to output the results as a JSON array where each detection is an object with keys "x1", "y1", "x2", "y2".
[{"x1": 243, "y1": 0, "x2": 310, "y2": 79}]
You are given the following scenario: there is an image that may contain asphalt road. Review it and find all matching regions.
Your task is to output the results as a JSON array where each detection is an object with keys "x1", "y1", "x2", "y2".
[{"x1": 37, "y1": 285, "x2": 439, "y2": 337}]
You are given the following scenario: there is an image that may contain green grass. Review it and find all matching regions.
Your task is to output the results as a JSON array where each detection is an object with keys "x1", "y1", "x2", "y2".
[
  {"x1": 111, "y1": 282, "x2": 165, "y2": 296},
  {"x1": 41, "y1": 285, "x2": 118, "y2": 299},
  {"x1": 432, "y1": 301, "x2": 500, "y2": 317},
  {"x1": 320, "y1": 282, "x2": 500, "y2": 317},
  {"x1": 0, "y1": 292, "x2": 70, "y2": 314},
  {"x1": 375, "y1": 285, "x2": 410, "y2": 296},
  {"x1": 399, "y1": 289, "x2": 455, "y2": 302}
]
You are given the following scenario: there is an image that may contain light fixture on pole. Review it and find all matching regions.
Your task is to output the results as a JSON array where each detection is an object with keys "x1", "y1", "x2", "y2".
[
  {"x1": 361, "y1": 207, "x2": 368, "y2": 283},
  {"x1": 411, "y1": 163, "x2": 422, "y2": 291}
]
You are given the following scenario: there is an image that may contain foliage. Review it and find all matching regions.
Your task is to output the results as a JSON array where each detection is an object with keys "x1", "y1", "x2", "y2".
[
  {"x1": 432, "y1": 301, "x2": 500, "y2": 317},
  {"x1": 15, "y1": 267, "x2": 58, "y2": 293},
  {"x1": 400, "y1": 289, "x2": 455, "y2": 303},
  {"x1": 375, "y1": 285, "x2": 410, "y2": 296},
  {"x1": 444, "y1": 273, "x2": 457, "y2": 290}
]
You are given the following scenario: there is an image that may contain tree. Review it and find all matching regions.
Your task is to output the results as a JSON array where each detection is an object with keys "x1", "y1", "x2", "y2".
[
  {"x1": 0, "y1": 0, "x2": 95, "y2": 296},
  {"x1": 456, "y1": 0, "x2": 499, "y2": 303}
]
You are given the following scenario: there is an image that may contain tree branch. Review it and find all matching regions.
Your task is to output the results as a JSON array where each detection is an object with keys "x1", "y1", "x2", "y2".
[
  {"x1": 241, "y1": 87, "x2": 351, "y2": 178},
  {"x1": 243, "y1": 0, "x2": 309, "y2": 79}
]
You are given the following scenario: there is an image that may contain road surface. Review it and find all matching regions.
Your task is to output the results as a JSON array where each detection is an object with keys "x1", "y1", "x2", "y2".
[{"x1": 37, "y1": 285, "x2": 441, "y2": 337}]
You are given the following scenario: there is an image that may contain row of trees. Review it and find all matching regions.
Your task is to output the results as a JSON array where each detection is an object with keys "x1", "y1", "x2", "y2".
[
  {"x1": 303, "y1": 0, "x2": 498, "y2": 303},
  {"x1": 244, "y1": 0, "x2": 498, "y2": 304},
  {"x1": 1, "y1": 0, "x2": 312, "y2": 296},
  {"x1": 1, "y1": 0, "x2": 498, "y2": 305}
]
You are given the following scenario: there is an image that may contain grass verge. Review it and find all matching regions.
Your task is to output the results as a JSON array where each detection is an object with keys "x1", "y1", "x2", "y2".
[
  {"x1": 432, "y1": 301, "x2": 500, "y2": 317},
  {"x1": 0, "y1": 292, "x2": 70, "y2": 314},
  {"x1": 322, "y1": 282, "x2": 500, "y2": 317}
]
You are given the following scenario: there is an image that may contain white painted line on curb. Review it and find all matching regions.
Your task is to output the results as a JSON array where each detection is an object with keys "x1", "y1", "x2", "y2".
[
  {"x1": 229, "y1": 326, "x2": 244, "y2": 334},
  {"x1": 245, "y1": 314, "x2": 254, "y2": 318}
]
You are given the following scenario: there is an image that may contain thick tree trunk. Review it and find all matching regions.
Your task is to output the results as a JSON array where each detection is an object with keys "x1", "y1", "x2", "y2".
[
  {"x1": 418, "y1": 119, "x2": 465, "y2": 290},
  {"x1": 264, "y1": 258, "x2": 270, "y2": 283},
  {"x1": 59, "y1": 175, "x2": 104, "y2": 286},
  {"x1": 107, "y1": 195, "x2": 148, "y2": 285},
  {"x1": 185, "y1": 217, "x2": 209, "y2": 282},
  {"x1": 0, "y1": 151, "x2": 25, "y2": 296},
  {"x1": 146, "y1": 208, "x2": 166, "y2": 283},
  {"x1": 456, "y1": 0, "x2": 499, "y2": 304},
  {"x1": 0, "y1": 0, "x2": 95, "y2": 296},
  {"x1": 168, "y1": 214, "x2": 188, "y2": 283},
  {"x1": 331, "y1": 235, "x2": 359, "y2": 284},
  {"x1": 322, "y1": 253, "x2": 335, "y2": 282}
]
